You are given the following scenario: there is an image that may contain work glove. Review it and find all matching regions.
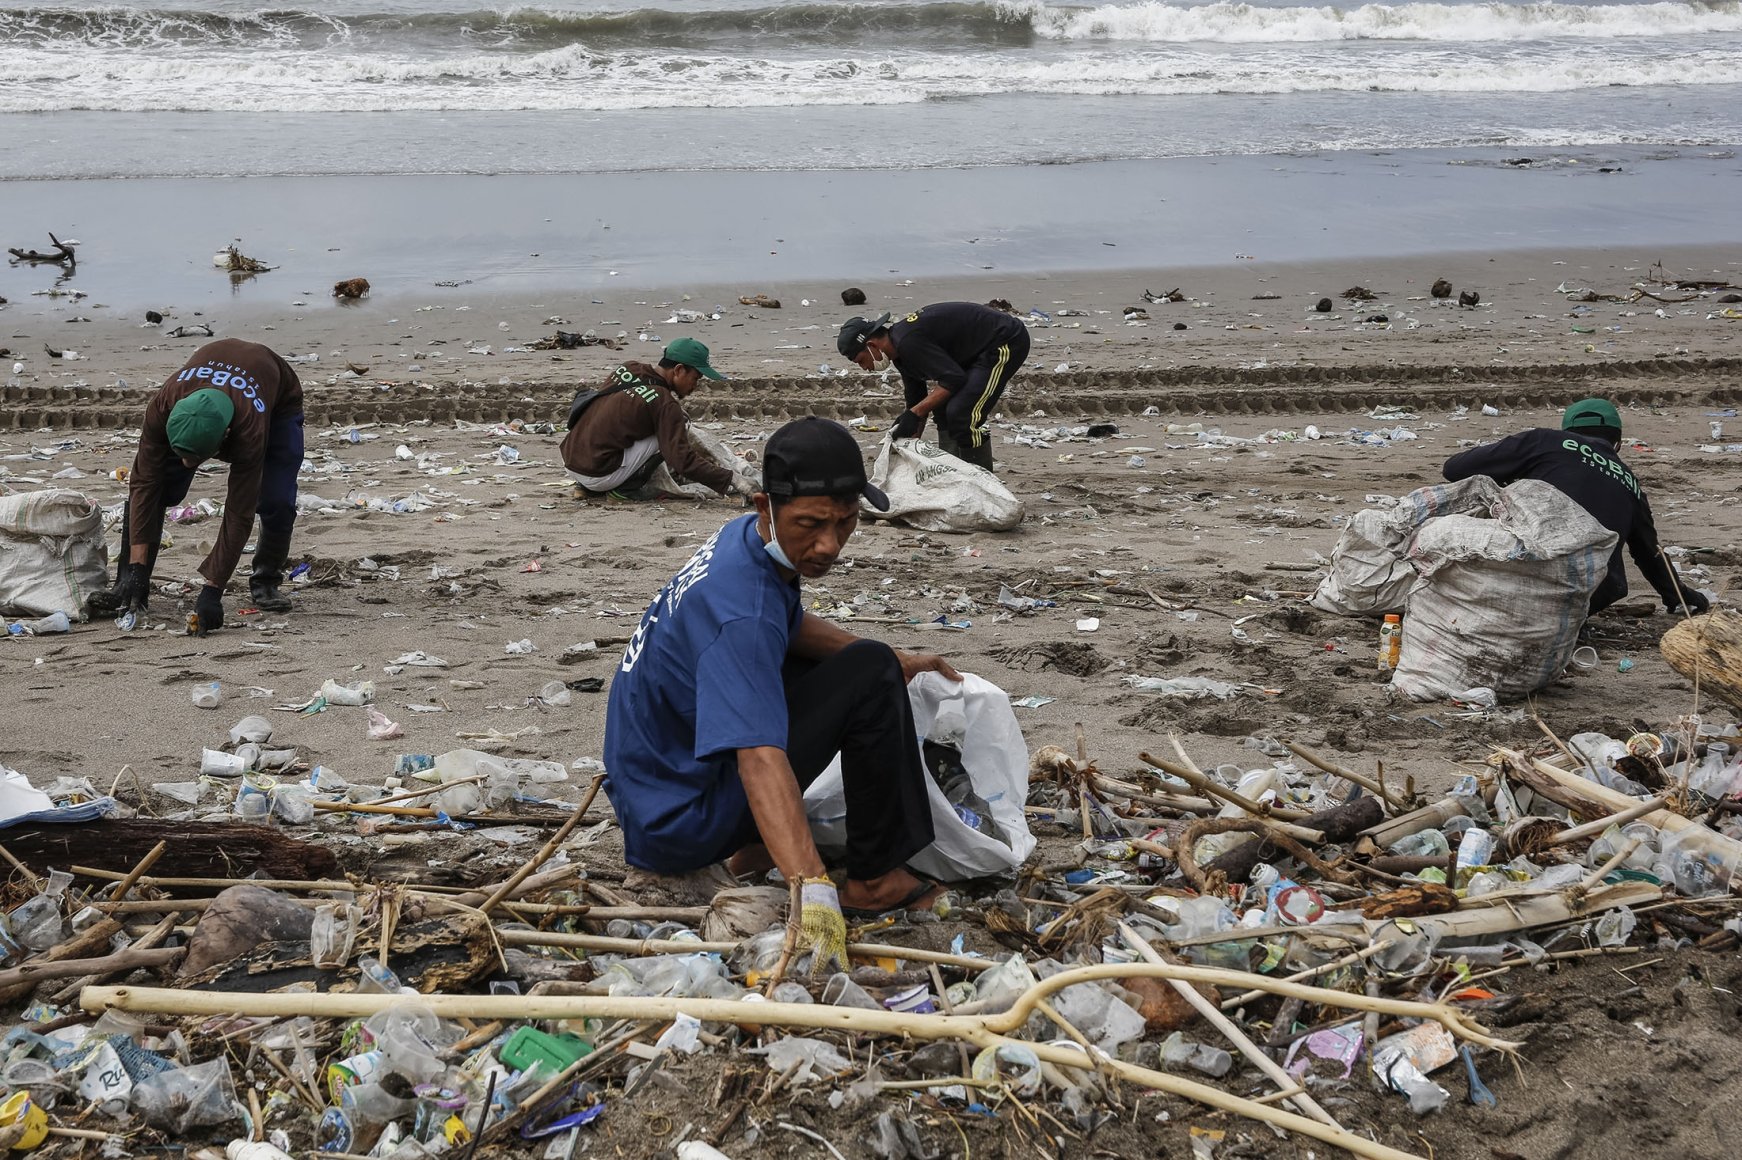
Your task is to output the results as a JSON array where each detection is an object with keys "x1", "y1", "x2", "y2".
[
  {"x1": 796, "y1": 877, "x2": 848, "y2": 978},
  {"x1": 891, "y1": 409, "x2": 924, "y2": 440},
  {"x1": 193, "y1": 585, "x2": 225, "y2": 635},
  {"x1": 1668, "y1": 588, "x2": 1710, "y2": 616},
  {"x1": 111, "y1": 563, "x2": 152, "y2": 613}
]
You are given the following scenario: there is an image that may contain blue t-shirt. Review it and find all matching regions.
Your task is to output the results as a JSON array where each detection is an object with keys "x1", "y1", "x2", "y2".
[{"x1": 603, "y1": 513, "x2": 803, "y2": 871}]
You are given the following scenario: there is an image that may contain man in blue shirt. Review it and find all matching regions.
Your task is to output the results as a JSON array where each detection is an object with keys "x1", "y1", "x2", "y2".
[{"x1": 604, "y1": 417, "x2": 961, "y2": 970}]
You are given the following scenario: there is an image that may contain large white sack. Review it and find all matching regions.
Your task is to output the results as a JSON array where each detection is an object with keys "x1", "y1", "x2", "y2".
[
  {"x1": 804, "y1": 671, "x2": 1036, "y2": 882},
  {"x1": 645, "y1": 425, "x2": 756, "y2": 499},
  {"x1": 0, "y1": 489, "x2": 108, "y2": 618},
  {"x1": 1391, "y1": 478, "x2": 1616, "y2": 703},
  {"x1": 865, "y1": 437, "x2": 1023, "y2": 533},
  {"x1": 1311, "y1": 476, "x2": 1505, "y2": 616}
]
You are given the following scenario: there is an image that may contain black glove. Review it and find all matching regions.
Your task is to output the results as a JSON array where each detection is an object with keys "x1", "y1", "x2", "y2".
[
  {"x1": 892, "y1": 409, "x2": 924, "y2": 440},
  {"x1": 193, "y1": 585, "x2": 224, "y2": 635},
  {"x1": 1668, "y1": 588, "x2": 1710, "y2": 615},
  {"x1": 113, "y1": 563, "x2": 151, "y2": 612}
]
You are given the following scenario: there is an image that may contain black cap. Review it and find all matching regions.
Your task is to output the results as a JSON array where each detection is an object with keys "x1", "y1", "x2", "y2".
[
  {"x1": 836, "y1": 312, "x2": 892, "y2": 360},
  {"x1": 762, "y1": 417, "x2": 889, "y2": 511}
]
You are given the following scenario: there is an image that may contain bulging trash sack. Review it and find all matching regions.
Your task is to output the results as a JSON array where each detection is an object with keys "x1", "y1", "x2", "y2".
[
  {"x1": 804, "y1": 672, "x2": 1036, "y2": 882},
  {"x1": 865, "y1": 437, "x2": 1023, "y2": 533},
  {"x1": 0, "y1": 489, "x2": 107, "y2": 619},
  {"x1": 1390, "y1": 478, "x2": 1616, "y2": 702}
]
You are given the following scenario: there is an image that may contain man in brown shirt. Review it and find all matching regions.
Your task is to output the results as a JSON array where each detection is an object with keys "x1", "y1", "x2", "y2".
[
  {"x1": 94, "y1": 339, "x2": 305, "y2": 633},
  {"x1": 560, "y1": 338, "x2": 753, "y2": 499}
]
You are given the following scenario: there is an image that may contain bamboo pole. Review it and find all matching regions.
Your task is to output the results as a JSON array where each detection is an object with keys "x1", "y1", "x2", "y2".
[
  {"x1": 1117, "y1": 922, "x2": 1344, "y2": 1131},
  {"x1": 1087, "y1": 773, "x2": 1216, "y2": 816},
  {"x1": 76, "y1": 977, "x2": 1439, "y2": 1160},
  {"x1": 108, "y1": 840, "x2": 168, "y2": 904},
  {"x1": 1138, "y1": 754, "x2": 1325, "y2": 840},
  {"x1": 495, "y1": 929, "x2": 996, "y2": 972},
  {"x1": 82, "y1": 961, "x2": 1519, "y2": 1052},
  {"x1": 477, "y1": 773, "x2": 604, "y2": 917},
  {"x1": 1547, "y1": 796, "x2": 1668, "y2": 848},
  {"x1": 1281, "y1": 739, "x2": 1408, "y2": 814}
]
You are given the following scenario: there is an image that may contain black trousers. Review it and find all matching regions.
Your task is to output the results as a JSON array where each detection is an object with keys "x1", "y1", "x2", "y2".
[
  {"x1": 940, "y1": 329, "x2": 1029, "y2": 456},
  {"x1": 731, "y1": 639, "x2": 935, "y2": 880}
]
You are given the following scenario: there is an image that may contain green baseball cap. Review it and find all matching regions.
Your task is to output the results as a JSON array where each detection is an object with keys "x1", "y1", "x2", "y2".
[
  {"x1": 1561, "y1": 398, "x2": 1622, "y2": 432},
  {"x1": 166, "y1": 388, "x2": 236, "y2": 458},
  {"x1": 664, "y1": 337, "x2": 724, "y2": 381}
]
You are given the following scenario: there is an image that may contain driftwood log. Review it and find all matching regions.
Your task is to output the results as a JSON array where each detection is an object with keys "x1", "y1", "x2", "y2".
[
  {"x1": 1661, "y1": 609, "x2": 1742, "y2": 714},
  {"x1": 7, "y1": 232, "x2": 76, "y2": 267},
  {"x1": 5, "y1": 820, "x2": 339, "y2": 886}
]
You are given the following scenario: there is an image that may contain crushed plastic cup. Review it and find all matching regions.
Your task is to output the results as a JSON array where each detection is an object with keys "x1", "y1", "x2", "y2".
[
  {"x1": 1569, "y1": 645, "x2": 1599, "y2": 672},
  {"x1": 820, "y1": 972, "x2": 881, "y2": 1010},
  {"x1": 321, "y1": 679, "x2": 375, "y2": 706},
  {"x1": 310, "y1": 903, "x2": 361, "y2": 968},
  {"x1": 192, "y1": 682, "x2": 223, "y2": 709},
  {"x1": 539, "y1": 680, "x2": 572, "y2": 707},
  {"x1": 969, "y1": 1043, "x2": 1042, "y2": 1097},
  {"x1": 228, "y1": 715, "x2": 274, "y2": 745},
  {"x1": 200, "y1": 748, "x2": 248, "y2": 777}
]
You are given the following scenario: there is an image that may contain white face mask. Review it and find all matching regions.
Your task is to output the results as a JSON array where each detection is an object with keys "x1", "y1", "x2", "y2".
[
  {"x1": 870, "y1": 350, "x2": 892, "y2": 372},
  {"x1": 762, "y1": 519, "x2": 797, "y2": 571}
]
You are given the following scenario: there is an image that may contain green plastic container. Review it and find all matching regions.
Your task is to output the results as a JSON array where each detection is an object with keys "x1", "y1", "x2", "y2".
[{"x1": 500, "y1": 1026, "x2": 593, "y2": 1074}]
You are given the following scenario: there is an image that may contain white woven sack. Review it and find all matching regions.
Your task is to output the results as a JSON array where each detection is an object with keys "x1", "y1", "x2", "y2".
[
  {"x1": 804, "y1": 671, "x2": 1036, "y2": 882},
  {"x1": 645, "y1": 424, "x2": 756, "y2": 499},
  {"x1": 1391, "y1": 478, "x2": 1617, "y2": 702},
  {"x1": 0, "y1": 489, "x2": 108, "y2": 618},
  {"x1": 865, "y1": 437, "x2": 1022, "y2": 533},
  {"x1": 1311, "y1": 476, "x2": 1505, "y2": 616}
]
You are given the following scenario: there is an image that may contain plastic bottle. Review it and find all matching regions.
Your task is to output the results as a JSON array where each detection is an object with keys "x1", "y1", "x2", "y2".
[
  {"x1": 356, "y1": 954, "x2": 407, "y2": 995},
  {"x1": 1378, "y1": 614, "x2": 1402, "y2": 671},
  {"x1": 1390, "y1": 828, "x2": 1451, "y2": 858},
  {"x1": 192, "y1": 682, "x2": 223, "y2": 709}
]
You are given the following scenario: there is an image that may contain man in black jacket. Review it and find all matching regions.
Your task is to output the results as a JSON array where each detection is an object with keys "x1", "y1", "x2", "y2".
[
  {"x1": 838, "y1": 302, "x2": 1029, "y2": 472},
  {"x1": 1442, "y1": 397, "x2": 1709, "y2": 616}
]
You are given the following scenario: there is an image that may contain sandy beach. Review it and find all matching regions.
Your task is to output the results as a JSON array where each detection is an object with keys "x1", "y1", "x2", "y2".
[{"x1": 6, "y1": 217, "x2": 1742, "y2": 1160}]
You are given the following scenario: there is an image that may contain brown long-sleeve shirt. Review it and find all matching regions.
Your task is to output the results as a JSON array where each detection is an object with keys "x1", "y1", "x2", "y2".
[
  {"x1": 128, "y1": 339, "x2": 303, "y2": 587},
  {"x1": 559, "y1": 362, "x2": 732, "y2": 494}
]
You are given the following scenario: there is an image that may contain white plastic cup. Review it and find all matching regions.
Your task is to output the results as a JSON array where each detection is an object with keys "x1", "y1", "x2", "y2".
[
  {"x1": 200, "y1": 748, "x2": 247, "y2": 777},
  {"x1": 1570, "y1": 646, "x2": 1599, "y2": 671},
  {"x1": 191, "y1": 682, "x2": 223, "y2": 709}
]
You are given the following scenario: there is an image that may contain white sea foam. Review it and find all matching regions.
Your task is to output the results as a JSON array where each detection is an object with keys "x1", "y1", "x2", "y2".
[
  {"x1": 1014, "y1": 0, "x2": 1742, "y2": 42},
  {"x1": 1, "y1": 38, "x2": 1738, "y2": 113}
]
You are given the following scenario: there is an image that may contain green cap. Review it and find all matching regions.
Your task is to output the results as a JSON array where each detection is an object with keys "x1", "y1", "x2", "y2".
[
  {"x1": 664, "y1": 337, "x2": 724, "y2": 381},
  {"x1": 165, "y1": 388, "x2": 236, "y2": 458},
  {"x1": 1561, "y1": 397, "x2": 1621, "y2": 433}
]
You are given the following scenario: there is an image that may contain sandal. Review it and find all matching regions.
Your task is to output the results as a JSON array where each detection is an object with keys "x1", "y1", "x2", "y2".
[{"x1": 841, "y1": 875, "x2": 942, "y2": 921}]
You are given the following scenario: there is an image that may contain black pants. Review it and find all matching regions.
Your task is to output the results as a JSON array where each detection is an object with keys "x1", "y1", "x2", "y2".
[
  {"x1": 732, "y1": 639, "x2": 935, "y2": 880},
  {"x1": 939, "y1": 329, "x2": 1028, "y2": 465}
]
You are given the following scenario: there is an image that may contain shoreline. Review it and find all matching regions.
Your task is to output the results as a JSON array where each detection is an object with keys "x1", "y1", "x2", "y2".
[
  {"x1": 5, "y1": 242, "x2": 1739, "y2": 398},
  {"x1": 4, "y1": 147, "x2": 1741, "y2": 317}
]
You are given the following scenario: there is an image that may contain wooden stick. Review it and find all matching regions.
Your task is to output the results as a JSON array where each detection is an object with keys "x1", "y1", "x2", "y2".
[
  {"x1": 0, "y1": 946, "x2": 181, "y2": 989},
  {"x1": 1281, "y1": 739, "x2": 1407, "y2": 813},
  {"x1": 83, "y1": 960, "x2": 1520, "y2": 1051},
  {"x1": 1548, "y1": 797, "x2": 1669, "y2": 848},
  {"x1": 477, "y1": 774, "x2": 604, "y2": 917},
  {"x1": 1220, "y1": 942, "x2": 1396, "y2": 1011},
  {"x1": 79, "y1": 973, "x2": 1438, "y2": 1160},
  {"x1": 1577, "y1": 838, "x2": 1642, "y2": 896},
  {"x1": 365, "y1": 774, "x2": 487, "y2": 808},
  {"x1": 51, "y1": 912, "x2": 180, "y2": 1004},
  {"x1": 0, "y1": 842, "x2": 45, "y2": 892},
  {"x1": 495, "y1": 929, "x2": 994, "y2": 972},
  {"x1": 1118, "y1": 922, "x2": 1344, "y2": 1130},
  {"x1": 763, "y1": 879, "x2": 804, "y2": 995},
  {"x1": 1139, "y1": 753, "x2": 1325, "y2": 840},
  {"x1": 1087, "y1": 772, "x2": 1216, "y2": 815},
  {"x1": 108, "y1": 840, "x2": 168, "y2": 904}
]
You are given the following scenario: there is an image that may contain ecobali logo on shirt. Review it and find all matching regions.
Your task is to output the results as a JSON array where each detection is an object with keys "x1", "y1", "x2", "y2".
[
  {"x1": 176, "y1": 360, "x2": 268, "y2": 413},
  {"x1": 620, "y1": 528, "x2": 721, "y2": 674},
  {"x1": 1563, "y1": 437, "x2": 1642, "y2": 499}
]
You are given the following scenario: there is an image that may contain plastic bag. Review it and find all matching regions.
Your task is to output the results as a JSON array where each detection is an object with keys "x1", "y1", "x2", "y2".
[
  {"x1": 1311, "y1": 476, "x2": 1501, "y2": 616},
  {"x1": 132, "y1": 1057, "x2": 242, "y2": 1133},
  {"x1": 0, "y1": 489, "x2": 107, "y2": 618},
  {"x1": 1392, "y1": 478, "x2": 1616, "y2": 702},
  {"x1": 865, "y1": 437, "x2": 1023, "y2": 533},
  {"x1": 803, "y1": 672, "x2": 1036, "y2": 881}
]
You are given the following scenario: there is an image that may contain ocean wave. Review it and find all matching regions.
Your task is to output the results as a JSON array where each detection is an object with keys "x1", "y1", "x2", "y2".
[
  {"x1": 3, "y1": 0, "x2": 1740, "y2": 53},
  {"x1": 3, "y1": 41, "x2": 1739, "y2": 112}
]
